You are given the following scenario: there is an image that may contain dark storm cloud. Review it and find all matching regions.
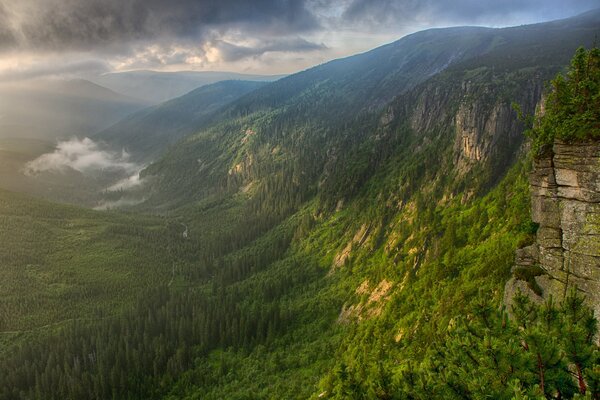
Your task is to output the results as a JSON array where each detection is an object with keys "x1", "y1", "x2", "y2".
[
  {"x1": 0, "y1": 3, "x2": 16, "y2": 49},
  {"x1": 2, "y1": 0, "x2": 320, "y2": 52},
  {"x1": 2, "y1": 0, "x2": 598, "y2": 74},
  {"x1": 215, "y1": 37, "x2": 327, "y2": 62},
  {"x1": 341, "y1": 0, "x2": 600, "y2": 27},
  {"x1": 4, "y1": 0, "x2": 598, "y2": 55}
]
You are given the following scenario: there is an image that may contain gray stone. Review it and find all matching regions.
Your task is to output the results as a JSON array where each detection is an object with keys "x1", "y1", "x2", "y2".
[
  {"x1": 539, "y1": 247, "x2": 564, "y2": 272},
  {"x1": 515, "y1": 245, "x2": 539, "y2": 266},
  {"x1": 537, "y1": 227, "x2": 562, "y2": 249},
  {"x1": 555, "y1": 168, "x2": 579, "y2": 187},
  {"x1": 504, "y1": 139, "x2": 600, "y2": 321}
]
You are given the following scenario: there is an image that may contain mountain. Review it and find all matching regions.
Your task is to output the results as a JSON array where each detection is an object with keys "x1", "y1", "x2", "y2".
[
  {"x1": 0, "y1": 9, "x2": 599, "y2": 400},
  {"x1": 90, "y1": 70, "x2": 285, "y2": 104},
  {"x1": 96, "y1": 9, "x2": 600, "y2": 167},
  {"x1": 142, "y1": 10, "x2": 600, "y2": 209},
  {"x1": 0, "y1": 80, "x2": 269, "y2": 207},
  {"x1": 206, "y1": 9, "x2": 600, "y2": 126},
  {"x1": 0, "y1": 79, "x2": 148, "y2": 141},
  {"x1": 95, "y1": 80, "x2": 269, "y2": 162}
]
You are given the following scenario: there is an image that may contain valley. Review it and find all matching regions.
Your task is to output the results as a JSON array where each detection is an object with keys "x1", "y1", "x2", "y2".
[{"x1": 0, "y1": 6, "x2": 599, "y2": 400}]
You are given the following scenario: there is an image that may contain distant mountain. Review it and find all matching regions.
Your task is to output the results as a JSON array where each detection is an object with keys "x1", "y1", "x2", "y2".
[
  {"x1": 90, "y1": 70, "x2": 284, "y2": 104},
  {"x1": 0, "y1": 79, "x2": 148, "y2": 141},
  {"x1": 95, "y1": 80, "x2": 269, "y2": 161},
  {"x1": 212, "y1": 26, "x2": 499, "y2": 123}
]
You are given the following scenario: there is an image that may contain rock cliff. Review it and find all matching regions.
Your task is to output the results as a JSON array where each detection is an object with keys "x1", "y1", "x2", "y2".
[
  {"x1": 504, "y1": 140, "x2": 600, "y2": 317},
  {"x1": 407, "y1": 70, "x2": 545, "y2": 178}
]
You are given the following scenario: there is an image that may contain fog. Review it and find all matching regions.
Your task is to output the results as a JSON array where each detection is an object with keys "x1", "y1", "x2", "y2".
[
  {"x1": 106, "y1": 172, "x2": 145, "y2": 192},
  {"x1": 0, "y1": 79, "x2": 146, "y2": 141}
]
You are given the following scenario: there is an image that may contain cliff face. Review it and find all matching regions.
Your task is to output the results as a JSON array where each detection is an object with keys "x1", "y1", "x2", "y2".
[
  {"x1": 504, "y1": 140, "x2": 600, "y2": 317},
  {"x1": 408, "y1": 72, "x2": 544, "y2": 178}
]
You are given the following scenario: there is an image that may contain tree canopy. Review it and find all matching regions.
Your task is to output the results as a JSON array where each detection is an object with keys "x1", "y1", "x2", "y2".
[{"x1": 529, "y1": 46, "x2": 600, "y2": 154}]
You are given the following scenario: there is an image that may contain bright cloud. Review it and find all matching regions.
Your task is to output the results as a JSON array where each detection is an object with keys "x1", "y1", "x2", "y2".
[
  {"x1": 106, "y1": 172, "x2": 144, "y2": 192},
  {"x1": 25, "y1": 137, "x2": 138, "y2": 175}
]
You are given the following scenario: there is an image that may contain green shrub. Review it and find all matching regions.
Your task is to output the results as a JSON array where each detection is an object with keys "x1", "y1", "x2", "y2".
[{"x1": 528, "y1": 46, "x2": 600, "y2": 154}]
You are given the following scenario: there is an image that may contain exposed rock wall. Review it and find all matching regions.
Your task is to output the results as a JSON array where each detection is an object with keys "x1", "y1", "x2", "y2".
[
  {"x1": 452, "y1": 79, "x2": 544, "y2": 175},
  {"x1": 504, "y1": 140, "x2": 600, "y2": 317},
  {"x1": 408, "y1": 73, "x2": 544, "y2": 177}
]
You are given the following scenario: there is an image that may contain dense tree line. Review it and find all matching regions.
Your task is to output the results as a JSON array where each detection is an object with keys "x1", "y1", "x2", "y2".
[
  {"x1": 525, "y1": 46, "x2": 600, "y2": 154},
  {"x1": 0, "y1": 276, "x2": 299, "y2": 399},
  {"x1": 323, "y1": 292, "x2": 600, "y2": 399}
]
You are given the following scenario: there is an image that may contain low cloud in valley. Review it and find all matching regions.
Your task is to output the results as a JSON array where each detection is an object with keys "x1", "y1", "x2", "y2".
[{"x1": 25, "y1": 137, "x2": 138, "y2": 175}]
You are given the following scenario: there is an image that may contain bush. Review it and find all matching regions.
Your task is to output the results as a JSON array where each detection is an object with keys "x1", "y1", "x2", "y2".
[{"x1": 528, "y1": 46, "x2": 600, "y2": 154}]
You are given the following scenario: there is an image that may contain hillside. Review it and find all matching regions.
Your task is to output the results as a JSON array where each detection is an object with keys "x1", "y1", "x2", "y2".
[
  {"x1": 0, "y1": 10, "x2": 599, "y2": 400},
  {"x1": 142, "y1": 10, "x2": 600, "y2": 209},
  {"x1": 95, "y1": 80, "x2": 269, "y2": 162},
  {"x1": 0, "y1": 81, "x2": 271, "y2": 207}
]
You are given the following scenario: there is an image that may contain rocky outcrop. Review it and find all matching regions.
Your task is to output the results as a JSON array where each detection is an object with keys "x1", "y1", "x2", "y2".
[
  {"x1": 454, "y1": 101, "x2": 516, "y2": 168},
  {"x1": 452, "y1": 79, "x2": 544, "y2": 176},
  {"x1": 504, "y1": 140, "x2": 600, "y2": 317},
  {"x1": 338, "y1": 279, "x2": 394, "y2": 323},
  {"x1": 331, "y1": 223, "x2": 373, "y2": 270},
  {"x1": 407, "y1": 72, "x2": 544, "y2": 177}
]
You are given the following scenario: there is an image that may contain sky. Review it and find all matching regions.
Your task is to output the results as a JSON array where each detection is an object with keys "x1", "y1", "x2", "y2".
[{"x1": 0, "y1": 0, "x2": 598, "y2": 79}]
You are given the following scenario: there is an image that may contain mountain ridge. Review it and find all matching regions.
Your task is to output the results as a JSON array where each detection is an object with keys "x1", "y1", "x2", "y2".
[
  {"x1": 0, "y1": 78, "x2": 148, "y2": 141},
  {"x1": 142, "y1": 9, "x2": 600, "y2": 210},
  {"x1": 90, "y1": 70, "x2": 285, "y2": 104},
  {"x1": 95, "y1": 80, "x2": 270, "y2": 161}
]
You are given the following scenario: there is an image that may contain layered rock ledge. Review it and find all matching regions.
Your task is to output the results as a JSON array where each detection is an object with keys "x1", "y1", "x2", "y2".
[{"x1": 504, "y1": 140, "x2": 600, "y2": 317}]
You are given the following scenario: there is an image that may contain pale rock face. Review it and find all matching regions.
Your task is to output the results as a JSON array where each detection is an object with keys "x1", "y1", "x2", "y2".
[
  {"x1": 406, "y1": 74, "x2": 544, "y2": 180},
  {"x1": 453, "y1": 99, "x2": 527, "y2": 175},
  {"x1": 505, "y1": 140, "x2": 600, "y2": 318}
]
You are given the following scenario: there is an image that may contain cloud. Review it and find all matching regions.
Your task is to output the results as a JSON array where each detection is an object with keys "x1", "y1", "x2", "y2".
[
  {"x1": 25, "y1": 137, "x2": 138, "y2": 175},
  {"x1": 340, "y1": 0, "x2": 600, "y2": 29},
  {"x1": 93, "y1": 196, "x2": 145, "y2": 210},
  {"x1": 24, "y1": 137, "x2": 148, "y2": 210},
  {"x1": 212, "y1": 37, "x2": 327, "y2": 62},
  {"x1": 106, "y1": 35, "x2": 327, "y2": 70},
  {"x1": 112, "y1": 43, "x2": 208, "y2": 70},
  {"x1": 0, "y1": 4, "x2": 16, "y2": 49},
  {"x1": 0, "y1": 0, "x2": 329, "y2": 74},
  {"x1": 106, "y1": 173, "x2": 144, "y2": 192},
  {"x1": 0, "y1": 0, "x2": 597, "y2": 75},
  {"x1": 0, "y1": 59, "x2": 110, "y2": 82},
  {"x1": 1, "y1": 0, "x2": 320, "y2": 53}
]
